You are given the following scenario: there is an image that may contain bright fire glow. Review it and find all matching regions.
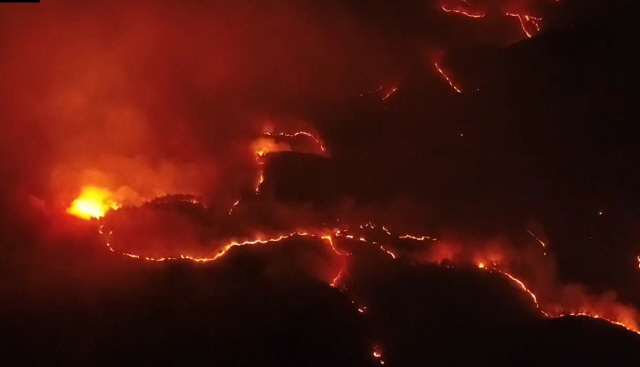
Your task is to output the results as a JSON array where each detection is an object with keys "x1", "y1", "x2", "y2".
[{"x1": 67, "y1": 186, "x2": 120, "y2": 220}]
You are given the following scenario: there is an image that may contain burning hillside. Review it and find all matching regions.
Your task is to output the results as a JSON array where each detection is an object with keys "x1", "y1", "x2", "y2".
[{"x1": 2, "y1": 0, "x2": 640, "y2": 366}]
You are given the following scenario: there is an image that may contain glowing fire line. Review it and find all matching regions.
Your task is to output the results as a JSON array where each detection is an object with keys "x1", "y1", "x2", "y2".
[
  {"x1": 435, "y1": 62, "x2": 463, "y2": 93},
  {"x1": 441, "y1": 4, "x2": 485, "y2": 18},
  {"x1": 506, "y1": 13, "x2": 542, "y2": 38},
  {"x1": 527, "y1": 229, "x2": 547, "y2": 255},
  {"x1": 381, "y1": 87, "x2": 398, "y2": 101},
  {"x1": 74, "y1": 127, "x2": 640, "y2": 343},
  {"x1": 263, "y1": 131, "x2": 327, "y2": 153},
  {"x1": 100, "y1": 213, "x2": 640, "y2": 336}
]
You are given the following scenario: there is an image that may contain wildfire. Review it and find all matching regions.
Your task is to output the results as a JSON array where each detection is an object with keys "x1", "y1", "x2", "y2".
[
  {"x1": 106, "y1": 230, "x2": 340, "y2": 262},
  {"x1": 527, "y1": 229, "x2": 548, "y2": 255},
  {"x1": 68, "y1": 126, "x2": 640, "y2": 341},
  {"x1": 434, "y1": 62, "x2": 463, "y2": 93},
  {"x1": 331, "y1": 260, "x2": 347, "y2": 288},
  {"x1": 372, "y1": 346, "x2": 385, "y2": 365},
  {"x1": 228, "y1": 199, "x2": 241, "y2": 215},
  {"x1": 99, "y1": 200, "x2": 640, "y2": 335},
  {"x1": 67, "y1": 186, "x2": 120, "y2": 220},
  {"x1": 562, "y1": 313, "x2": 640, "y2": 335},
  {"x1": 381, "y1": 86, "x2": 398, "y2": 101},
  {"x1": 380, "y1": 245, "x2": 396, "y2": 259},
  {"x1": 263, "y1": 131, "x2": 326, "y2": 153},
  {"x1": 506, "y1": 13, "x2": 542, "y2": 38},
  {"x1": 399, "y1": 234, "x2": 437, "y2": 241},
  {"x1": 440, "y1": 4, "x2": 485, "y2": 18},
  {"x1": 255, "y1": 171, "x2": 264, "y2": 193}
]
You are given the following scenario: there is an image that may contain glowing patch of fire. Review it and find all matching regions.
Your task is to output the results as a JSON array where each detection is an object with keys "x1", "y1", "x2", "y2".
[{"x1": 67, "y1": 186, "x2": 119, "y2": 220}]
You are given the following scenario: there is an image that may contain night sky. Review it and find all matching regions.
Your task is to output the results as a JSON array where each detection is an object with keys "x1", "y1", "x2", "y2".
[{"x1": 1, "y1": 0, "x2": 639, "y2": 365}]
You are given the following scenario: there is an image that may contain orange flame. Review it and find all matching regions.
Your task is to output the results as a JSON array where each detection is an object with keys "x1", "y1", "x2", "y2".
[
  {"x1": 263, "y1": 131, "x2": 326, "y2": 153},
  {"x1": 441, "y1": 4, "x2": 485, "y2": 18},
  {"x1": 381, "y1": 86, "x2": 398, "y2": 101},
  {"x1": 72, "y1": 129, "x2": 639, "y2": 337},
  {"x1": 434, "y1": 62, "x2": 463, "y2": 93},
  {"x1": 506, "y1": 13, "x2": 542, "y2": 38},
  {"x1": 67, "y1": 186, "x2": 120, "y2": 220},
  {"x1": 527, "y1": 229, "x2": 548, "y2": 255}
]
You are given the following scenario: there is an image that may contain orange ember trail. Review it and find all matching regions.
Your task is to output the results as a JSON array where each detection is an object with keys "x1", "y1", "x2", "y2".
[
  {"x1": 506, "y1": 13, "x2": 542, "y2": 38},
  {"x1": 440, "y1": 4, "x2": 485, "y2": 18},
  {"x1": 434, "y1": 63, "x2": 463, "y2": 93}
]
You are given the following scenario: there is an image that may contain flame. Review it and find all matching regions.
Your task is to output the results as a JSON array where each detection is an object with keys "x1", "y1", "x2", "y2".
[
  {"x1": 263, "y1": 131, "x2": 326, "y2": 153},
  {"x1": 249, "y1": 130, "x2": 326, "y2": 196},
  {"x1": 255, "y1": 171, "x2": 264, "y2": 193},
  {"x1": 71, "y1": 129, "x2": 640, "y2": 339},
  {"x1": 381, "y1": 86, "x2": 398, "y2": 101},
  {"x1": 561, "y1": 313, "x2": 639, "y2": 335},
  {"x1": 331, "y1": 260, "x2": 347, "y2": 288},
  {"x1": 399, "y1": 234, "x2": 437, "y2": 241},
  {"x1": 506, "y1": 13, "x2": 542, "y2": 38},
  {"x1": 380, "y1": 245, "x2": 396, "y2": 259},
  {"x1": 372, "y1": 345, "x2": 385, "y2": 364},
  {"x1": 527, "y1": 229, "x2": 548, "y2": 255},
  {"x1": 67, "y1": 186, "x2": 120, "y2": 220},
  {"x1": 228, "y1": 199, "x2": 241, "y2": 215},
  {"x1": 99, "y1": 199, "x2": 640, "y2": 335},
  {"x1": 434, "y1": 62, "x2": 463, "y2": 93},
  {"x1": 440, "y1": 4, "x2": 485, "y2": 18}
]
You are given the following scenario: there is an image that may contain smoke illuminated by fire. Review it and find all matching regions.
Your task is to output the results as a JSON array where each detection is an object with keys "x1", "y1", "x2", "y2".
[
  {"x1": 61, "y1": 124, "x2": 640, "y2": 349},
  {"x1": 97, "y1": 199, "x2": 640, "y2": 337},
  {"x1": 2, "y1": 2, "x2": 637, "y2": 365}
]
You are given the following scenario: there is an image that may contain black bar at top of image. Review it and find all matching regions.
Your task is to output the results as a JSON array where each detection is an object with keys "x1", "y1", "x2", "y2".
[{"x1": 0, "y1": 0, "x2": 40, "y2": 3}]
